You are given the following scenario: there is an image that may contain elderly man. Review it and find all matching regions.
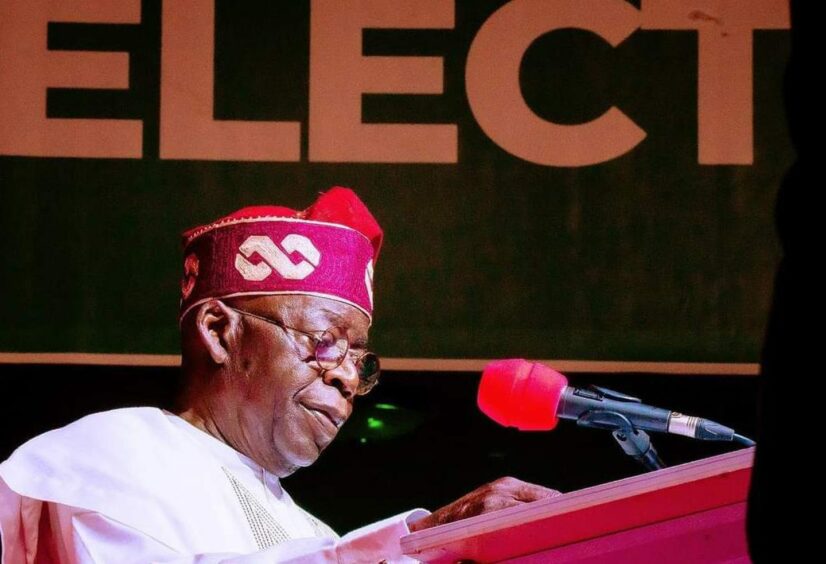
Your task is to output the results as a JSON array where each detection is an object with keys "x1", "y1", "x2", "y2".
[{"x1": 0, "y1": 188, "x2": 556, "y2": 563}]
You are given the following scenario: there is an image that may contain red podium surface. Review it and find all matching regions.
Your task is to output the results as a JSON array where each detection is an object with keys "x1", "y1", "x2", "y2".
[{"x1": 401, "y1": 448, "x2": 753, "y2": 563}]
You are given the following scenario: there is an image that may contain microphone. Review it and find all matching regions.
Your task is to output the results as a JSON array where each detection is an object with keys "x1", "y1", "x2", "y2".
[{"x1": 478, "y1": 359, "x2": 740, "y2": 442}]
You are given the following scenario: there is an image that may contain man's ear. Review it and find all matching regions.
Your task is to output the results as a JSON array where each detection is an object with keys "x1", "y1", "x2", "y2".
[{"x1": 195, "y1": 300, "x2": 242, "y2": 365}]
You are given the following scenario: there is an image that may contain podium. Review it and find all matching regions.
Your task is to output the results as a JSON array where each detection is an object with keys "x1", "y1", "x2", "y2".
[{"x1": 401, "y1": 448, "x2": 753, "y2": 563}]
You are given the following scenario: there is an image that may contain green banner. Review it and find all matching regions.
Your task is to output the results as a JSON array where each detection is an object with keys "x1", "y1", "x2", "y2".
[{"x1": 0, "y1": 1, "x2": 792, "y2": 361}]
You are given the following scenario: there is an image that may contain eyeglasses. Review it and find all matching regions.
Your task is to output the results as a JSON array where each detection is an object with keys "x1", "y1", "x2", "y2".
[{"x1": 227, "y1": 306, "x2": 380, "y2": 396}]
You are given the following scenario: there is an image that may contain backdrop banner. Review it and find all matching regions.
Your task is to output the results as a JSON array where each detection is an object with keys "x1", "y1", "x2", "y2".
[{"x1": 0, "y1": 0, "x2": 792, "y2": 363}]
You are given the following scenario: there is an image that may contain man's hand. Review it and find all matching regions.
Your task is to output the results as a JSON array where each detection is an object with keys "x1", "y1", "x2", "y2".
[{"x1": 408, "y1": 477, "x2": 561, "y2": 532}]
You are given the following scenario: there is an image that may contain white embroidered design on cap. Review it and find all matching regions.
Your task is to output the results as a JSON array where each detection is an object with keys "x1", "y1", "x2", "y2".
[
  {"x1": 235, "y1": 235, "x2": 321, "y2": 281},
  {"x1": 364, "y1": 260, "x2": 374, "y2": 308}
]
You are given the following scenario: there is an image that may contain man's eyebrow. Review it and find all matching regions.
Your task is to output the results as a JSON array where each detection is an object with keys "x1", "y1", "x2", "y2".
[
  {"x1": 318, "y1": 307, "x2": 345, "y2": 322},
  {"x1": 315, "y1": 308, "x2": 369, "y2": 346}
]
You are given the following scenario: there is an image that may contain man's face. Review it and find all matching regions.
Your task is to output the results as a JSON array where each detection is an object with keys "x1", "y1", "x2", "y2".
[{"x1": 215, "y1": 294, "x2": 370, "y2": 477}]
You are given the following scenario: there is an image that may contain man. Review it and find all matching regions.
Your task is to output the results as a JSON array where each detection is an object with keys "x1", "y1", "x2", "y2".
[{"x1": 0, "y1": 188, "x2": 557, "y2": 563}]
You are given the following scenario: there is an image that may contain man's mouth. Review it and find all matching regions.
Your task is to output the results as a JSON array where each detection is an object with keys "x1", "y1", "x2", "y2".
[{"x1": 300, "y1": 403, "x2": 344, "y2": 435}]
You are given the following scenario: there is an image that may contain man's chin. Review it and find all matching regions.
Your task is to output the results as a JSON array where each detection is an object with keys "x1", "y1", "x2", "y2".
[
  {"x1": 267, "y1": 457, "x2": 306, "y2": 478},
  {"x1": 271, "y1": 446, "x2": 323, "y2": 476}
]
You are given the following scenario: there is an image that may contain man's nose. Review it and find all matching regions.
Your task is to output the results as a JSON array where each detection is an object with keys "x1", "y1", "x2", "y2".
[{"x1": 321, "y1": 357, "x2": 360, "y2": 398}]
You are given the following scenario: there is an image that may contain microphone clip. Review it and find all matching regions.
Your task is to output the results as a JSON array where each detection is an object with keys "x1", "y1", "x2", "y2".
[
  {"x1": 587, "y1": 385, "x2": 642, "y2": 404},
  {"x1": 576, "y1": 410, "x2": 666, "y2": 472}
]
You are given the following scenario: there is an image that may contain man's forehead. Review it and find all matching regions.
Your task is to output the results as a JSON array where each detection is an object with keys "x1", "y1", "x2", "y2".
[{"x1": 240, "y1": 295, "x2": 370, "y2": 334}]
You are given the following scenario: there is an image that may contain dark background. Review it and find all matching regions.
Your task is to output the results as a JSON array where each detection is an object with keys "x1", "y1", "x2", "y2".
[{"x1": 0, "y1": 364, "x2": 757, "y2": 533}]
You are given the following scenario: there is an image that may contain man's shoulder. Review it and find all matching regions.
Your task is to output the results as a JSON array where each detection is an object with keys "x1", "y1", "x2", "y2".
[
  {"x1": 39, "y1": 406, "x2": 167, "y2": 435},
  {"x1": 46, "y1": 406, "x2": 171, "y2": 441},
  {"x1": 4, "y1": 407, "x2": 172, "y2": 464},
  {"x1": 0, "y1": 407, "x2": 200, "y2": 500},
  {"x1": 0, "y1": 409, "x2": 253, "y2": 552}
]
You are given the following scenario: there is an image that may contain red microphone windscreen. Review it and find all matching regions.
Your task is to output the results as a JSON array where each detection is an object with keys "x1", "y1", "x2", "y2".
[{"x1": 477, "y1": 359, "x2": 568, "y2": 431}]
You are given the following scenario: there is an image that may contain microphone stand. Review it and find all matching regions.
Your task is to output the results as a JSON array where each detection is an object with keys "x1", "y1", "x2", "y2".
[{"x1": 576, "y1": 410, "x2": 666, "y2": 472}]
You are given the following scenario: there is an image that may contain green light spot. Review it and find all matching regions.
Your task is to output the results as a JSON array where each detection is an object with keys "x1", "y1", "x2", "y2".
[
  {"x1": 367, "y1": 417, "x2": 385, "y2": 430},
  {"x1": 374, "y1": 403, "x2": 399, "y2": 411},
  {"x1": 360, "y1": 437, "x2": 367, "y2": 444}
]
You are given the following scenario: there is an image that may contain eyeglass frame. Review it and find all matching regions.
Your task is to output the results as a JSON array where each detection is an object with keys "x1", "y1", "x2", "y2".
[{"x1": 226, "y1": 306, "x2": 380, "y2": 396}]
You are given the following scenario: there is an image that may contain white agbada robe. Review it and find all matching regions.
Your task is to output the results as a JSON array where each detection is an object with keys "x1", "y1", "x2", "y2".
[{"x1": 0, "y1": 408, "x2": 427, "y2": 563}]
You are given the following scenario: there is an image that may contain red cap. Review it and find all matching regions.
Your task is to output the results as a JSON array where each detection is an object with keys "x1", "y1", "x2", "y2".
[{"x1": 180, "y1": 187, "x2": 383, "y2": 321}]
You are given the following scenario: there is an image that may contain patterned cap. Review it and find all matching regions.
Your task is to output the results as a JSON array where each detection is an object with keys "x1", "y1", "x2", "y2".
[{"x1": 179, "y1": 187, "x2": 382, "y2": 321}]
